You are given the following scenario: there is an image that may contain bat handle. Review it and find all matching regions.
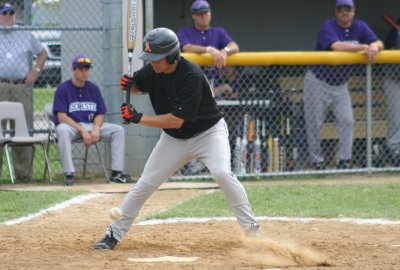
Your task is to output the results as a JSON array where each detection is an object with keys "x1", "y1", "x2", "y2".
[
  {"x1": 123, "y1": 91, "x2": 131, "y2": 125},
  {"x1": 127, "y1": 51, "x2": 134, "y2": 76},
  {"x1": 125, "y1": 87, "x2": 131, "y2": 103},
  {"x1": 123, "y1": 88, "x2": 131, "y2": 125},
  {"x1": 123, "y1": 52, "x2": 134, "y2": 125},
  {"x1": 126, "y1": 54, "x2": 133, "y2": 104}
]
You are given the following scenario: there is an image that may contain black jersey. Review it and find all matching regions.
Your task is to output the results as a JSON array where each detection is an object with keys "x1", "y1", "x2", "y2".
[{"x1": 135, "y1": 57, "x2": 223, "y2": 139}]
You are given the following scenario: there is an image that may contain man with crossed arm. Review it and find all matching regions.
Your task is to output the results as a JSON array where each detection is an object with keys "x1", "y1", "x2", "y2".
[{"x1": 303, "y1": 0, "x2": 383, "y2": 170}]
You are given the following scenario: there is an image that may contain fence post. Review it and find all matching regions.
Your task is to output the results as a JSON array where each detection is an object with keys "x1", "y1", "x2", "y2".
[{"x1": 366, "y1": 64, "x2": 373, "y2": 173}]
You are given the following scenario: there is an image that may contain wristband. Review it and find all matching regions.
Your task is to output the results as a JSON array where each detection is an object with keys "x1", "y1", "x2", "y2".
[{"x1": 206, "y1": 46, "x2": 212, "y2": 53}]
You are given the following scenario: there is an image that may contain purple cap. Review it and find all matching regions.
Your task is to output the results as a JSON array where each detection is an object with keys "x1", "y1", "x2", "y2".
[
  {"x1": 336, "y1": 0, "x2": 354, "y2": 7},
  {"x1": 72, "y1": 55, "x2": 92, "y2": 69},
  {"x1": 191, "y1": 0, "x2": 210, "y2": 14},
  {"x1": 0, "y1": 3, "x2": 14, "y2": 13}
]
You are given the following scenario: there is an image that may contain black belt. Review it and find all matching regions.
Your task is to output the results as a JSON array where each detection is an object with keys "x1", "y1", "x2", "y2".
[{"x1": 0, "y1": 78, "x2": 25, "y2": 84}]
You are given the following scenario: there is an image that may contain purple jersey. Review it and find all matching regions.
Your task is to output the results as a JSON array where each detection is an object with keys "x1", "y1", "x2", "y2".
[
  {"x1": 53, "y1": 79, "x2": 107, "y2": 125},
  {"x1": 177, "y1": 26, "x2": 233, "y2": 50},
  {"x1": 177, "y1": 26, "x2": 233, "y2": 85},
  {"x1": 310, "y1": 18, "x2": 379, "y2": 85}
]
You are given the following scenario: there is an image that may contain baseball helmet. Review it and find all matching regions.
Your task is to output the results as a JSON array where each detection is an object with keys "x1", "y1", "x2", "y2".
[{"x1": 138, "y1": 27, "x2": 180, "y2": 64}]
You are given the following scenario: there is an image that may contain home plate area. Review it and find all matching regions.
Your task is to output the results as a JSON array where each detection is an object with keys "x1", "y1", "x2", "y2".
[{"x1": 128, "y1": 256, "x2": 200, "y2": 262}]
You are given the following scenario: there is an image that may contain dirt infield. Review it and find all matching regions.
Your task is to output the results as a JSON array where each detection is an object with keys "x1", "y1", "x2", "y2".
[{"x1": 1, "y1": 176, "x2": 400, "y2": 269}]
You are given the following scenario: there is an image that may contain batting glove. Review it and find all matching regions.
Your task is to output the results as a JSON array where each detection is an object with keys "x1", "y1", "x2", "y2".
[
  {"x1": 121, "y1": 103, "x2": 142, "y2": 124},
  {"x1": 119, "y1": 72, "x2": 137, "y2": 92}
]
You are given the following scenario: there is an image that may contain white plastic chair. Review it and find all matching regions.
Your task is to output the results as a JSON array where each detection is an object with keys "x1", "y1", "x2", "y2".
[
  {"x1": 43, "y1": 103, "x2": 109, "y2": 181},
  {"x1": 0, "y1": 101, "x2": 52, "y2": 183}
]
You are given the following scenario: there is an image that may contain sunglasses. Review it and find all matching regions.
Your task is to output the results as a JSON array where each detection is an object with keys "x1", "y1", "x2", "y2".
[
  {"x1": 1, "y1": 10, "x2": 15, "y2": 16},
  {"x1": 337, "y1": 6, "x2": 353, "y2": 13},
  {"x1": 76, "y1": 57, "x2": 91, "y2": 64}
]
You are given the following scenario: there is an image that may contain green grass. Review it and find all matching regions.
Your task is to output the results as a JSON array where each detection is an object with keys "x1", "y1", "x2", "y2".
[
  {"x1": 149, "y1": 183, "x2": 400, "y2": 220},
  {"x1": 34, "y1": 87, "x2": 56, "y2": 112},
  {"x1": 1, "y1": 181, "x2": 399, "y2": 224},
  {"x1": 0, "y1": 190, "x2": 87, "y2": 223},
  {"x1": 0, "y1": 143, "x2": 63, "y2": 184}
]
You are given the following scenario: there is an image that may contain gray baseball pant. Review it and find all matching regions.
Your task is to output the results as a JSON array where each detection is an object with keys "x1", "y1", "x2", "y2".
[
  {"x1": 383, "y1": 77, "x2": 400, "y2": 152},
  {"x1": 111, "y1": 118, "x2": 258, "y2": 241},
  {"x1": 55, "y1": 122, "x2": 125, "y2": 173},
  {"x1": 304, "y1": 70, "x2": 354, "y2": 163}
]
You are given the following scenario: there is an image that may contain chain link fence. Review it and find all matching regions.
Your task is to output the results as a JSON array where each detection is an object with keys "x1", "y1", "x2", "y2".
[
  {"x1": 174, "y1": 59, "x2": 400, "y2": 179},
  {"x1": 0, "y1": 0, "x2": 106, "y2": 182}
]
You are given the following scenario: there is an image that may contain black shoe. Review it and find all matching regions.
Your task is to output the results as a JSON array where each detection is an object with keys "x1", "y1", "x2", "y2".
[
  {"x1": 93, "y1": 227, "x2": 118, "y2": 250},
  {"x1": 64, "y1": 173, "x2": 75, "y2": 186},
  {"x1": 109, "y1": 171, "x2": 135, "y2": 184},
  {"x1": 337, "y1": 159, "x2": 352, "y2": 169},
  {"x1": 313, "y1": 162, "x2": 326, "y2": 170}
]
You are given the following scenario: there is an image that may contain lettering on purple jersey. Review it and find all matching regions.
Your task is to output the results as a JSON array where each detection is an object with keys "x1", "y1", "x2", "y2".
[{"x1": 69, "y1": 102, "x2": 97, "y2": 113}]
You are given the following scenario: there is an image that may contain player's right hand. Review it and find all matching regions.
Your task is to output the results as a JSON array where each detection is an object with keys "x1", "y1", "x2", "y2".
[
  {"x1": 119, "y1": 74, "x2": 135, "y2": 92},
  {"x1": 121, "y1": 103, "x2": 142, "y2": 124}
]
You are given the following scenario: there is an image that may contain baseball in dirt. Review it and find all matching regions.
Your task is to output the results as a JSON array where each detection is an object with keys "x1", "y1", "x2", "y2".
[{"x1": 109, "y1": 207, "x2": 123, "y2": 220}]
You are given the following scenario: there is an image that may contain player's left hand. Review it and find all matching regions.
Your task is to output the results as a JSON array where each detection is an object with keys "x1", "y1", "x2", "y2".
[{"x1": 121, "y1": 103, "x2": 142, "y2": 124}]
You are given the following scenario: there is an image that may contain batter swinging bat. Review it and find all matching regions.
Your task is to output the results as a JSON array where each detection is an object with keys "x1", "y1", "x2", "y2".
[{"x1": 124, "y1": 0, "x2": 139, "y2": 124}]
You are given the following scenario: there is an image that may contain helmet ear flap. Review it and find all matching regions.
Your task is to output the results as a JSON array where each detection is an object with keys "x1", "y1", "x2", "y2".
[{"x1": 166, "y1": 48, "x2": 180, "y2": 65}]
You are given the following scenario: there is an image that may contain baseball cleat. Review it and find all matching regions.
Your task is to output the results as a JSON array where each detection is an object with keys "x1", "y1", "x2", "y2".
[
  {"x1": 93, "y1": 227, "x2": 118, "y2": 250},
  {"x1": 245, "y1": 223, "x2": 262, "y2": 238},
  {"x1": 63, "y1": 173, "x2": 75, "y2": 186},
  {"x1": 109, "y1": 171, "x2": 136, "y2": 184}
]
